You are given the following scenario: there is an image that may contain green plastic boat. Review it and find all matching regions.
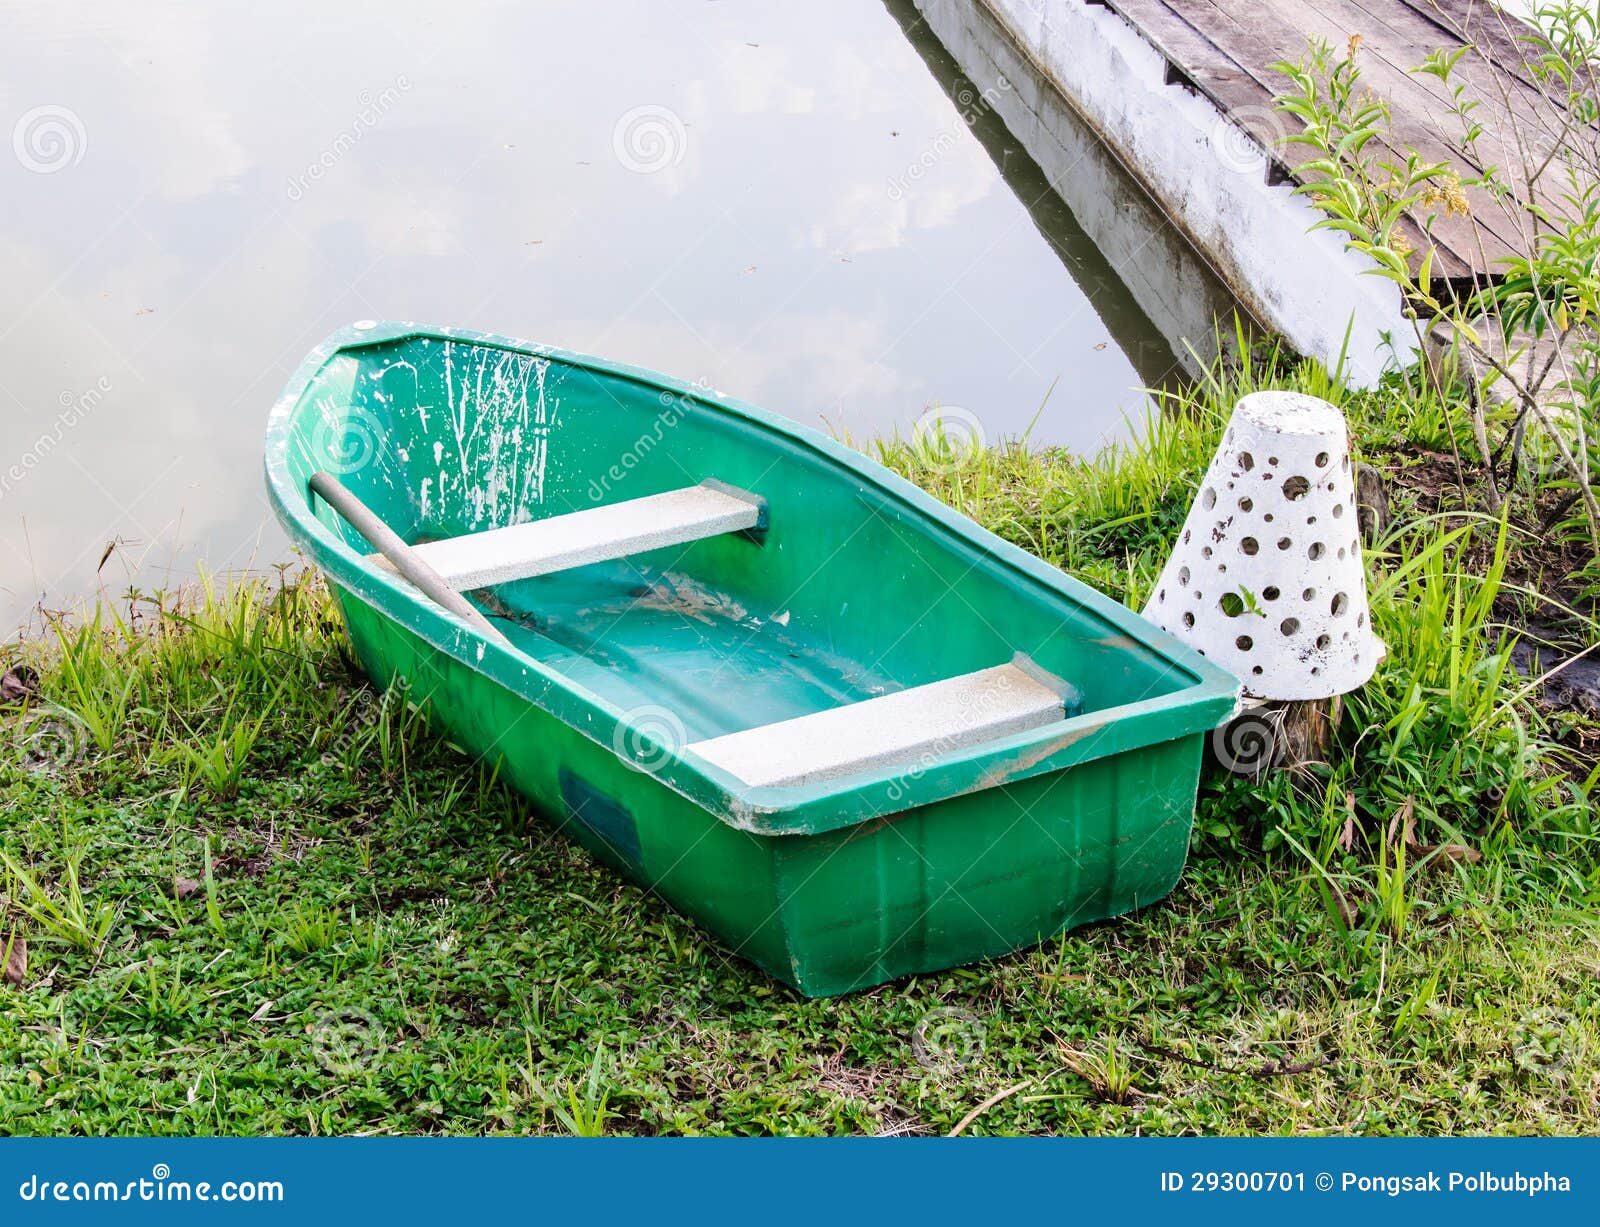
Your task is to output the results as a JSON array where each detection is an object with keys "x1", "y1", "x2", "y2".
[{"x1": 264, "y1": 322, "x2": 1238, "y2": 996}]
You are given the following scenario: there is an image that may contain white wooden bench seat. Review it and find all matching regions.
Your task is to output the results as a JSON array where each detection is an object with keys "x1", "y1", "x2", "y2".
[
  {"x1": 686, "y1": 659, "x2": 1070, "y2": 788},
  {"x1": 373, "y1": 481, "x2": 764, "y2": 590}
]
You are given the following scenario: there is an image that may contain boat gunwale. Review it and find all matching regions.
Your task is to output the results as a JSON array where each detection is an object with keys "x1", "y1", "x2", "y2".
[{"x1": 264, "y1": 321, "x2": 1240, "y2": 837}]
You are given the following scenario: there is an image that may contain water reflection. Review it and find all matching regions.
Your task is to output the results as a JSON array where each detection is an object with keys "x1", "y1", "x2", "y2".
[{"x1": 0, "y1": 0, "x2": 1187, "y2": 628}]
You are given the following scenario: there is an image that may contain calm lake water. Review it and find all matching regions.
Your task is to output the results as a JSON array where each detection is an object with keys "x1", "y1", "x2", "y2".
[{"x1": 0, "y1": 0, "x2": 1186, "y2": 631}]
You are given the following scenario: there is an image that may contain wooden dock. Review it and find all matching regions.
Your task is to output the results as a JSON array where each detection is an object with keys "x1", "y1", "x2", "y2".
[{"x1": 1096, "y1": 0, "x2": 1566, "y2": 284}]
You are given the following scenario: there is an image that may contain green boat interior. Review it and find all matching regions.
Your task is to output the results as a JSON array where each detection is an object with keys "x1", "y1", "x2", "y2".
[{"x1": 285, "y1": 331, "x2": 1203, "y2": 787}]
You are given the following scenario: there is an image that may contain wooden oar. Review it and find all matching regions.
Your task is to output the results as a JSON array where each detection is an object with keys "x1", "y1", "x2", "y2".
[{"x1": 308, "y1": 471, "x2": 512, "y2": 648}]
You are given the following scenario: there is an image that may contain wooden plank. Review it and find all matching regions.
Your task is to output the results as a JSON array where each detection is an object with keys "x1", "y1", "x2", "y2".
[
  {"x1": 686, "y1": 660, "x2": 1070, "y2": 788},
  {"x1": 1190, "y1": 0, "x2": 1510, "y2": 271},
  {"x1": 1413, "y1": 0, "x2": 1552, "y2": 94},
  {"x1": 1102, "y1": 0, "x2": 1322, "y2": 177},
  {"x1": 1100, "y1": 0, "x2": 1273, "y2": 115},
  {"x1": 1406, "y1": 0, "x2": 1588, "y2": 208},
  {"x1": 1067, "y1": 1, "x2": 1595, "y2": 280},
  {"x1": 374, "y1": 482, "x2": 763, "y2": 591},
  {"x1": 1300, "y1": 0, "x2": 1553, "y2": 245},
  {"x1": 1102, "y1": 0, "x2": 1477, "y2": 277}
]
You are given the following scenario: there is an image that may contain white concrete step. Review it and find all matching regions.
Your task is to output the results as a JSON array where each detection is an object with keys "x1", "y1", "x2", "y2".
[
  {"x1": 375, "y1": 482, "x2": 764, "y2": 590},
  {"x1": 687, "y1": 659, "x2": 1068, "y2": 789}
]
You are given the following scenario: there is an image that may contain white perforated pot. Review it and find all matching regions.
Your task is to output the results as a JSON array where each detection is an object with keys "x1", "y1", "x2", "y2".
[{"x1": 1143, "y1": 391, "x2": 1384, "y2": 701}]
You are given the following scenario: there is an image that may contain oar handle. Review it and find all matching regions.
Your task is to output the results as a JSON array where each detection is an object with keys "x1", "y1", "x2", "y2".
[{"x1": 309, "y1": 471, "x2": 512, "y2": 648}]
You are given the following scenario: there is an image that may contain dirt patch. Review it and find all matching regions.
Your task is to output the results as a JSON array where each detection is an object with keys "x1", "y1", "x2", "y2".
[{"x1": 1376, "y1": 447, "x2": 1599, "y2": 760}]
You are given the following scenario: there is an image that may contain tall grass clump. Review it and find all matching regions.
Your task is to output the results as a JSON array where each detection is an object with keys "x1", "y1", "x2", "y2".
[{"x1": 879, "y1": 343, "x2": 1595, "y2": 913}]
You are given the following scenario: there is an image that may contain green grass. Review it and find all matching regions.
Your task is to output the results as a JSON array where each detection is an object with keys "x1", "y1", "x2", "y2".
[{"x1": 2, "y1": 351, "x2": 1598, "y2": 1136}]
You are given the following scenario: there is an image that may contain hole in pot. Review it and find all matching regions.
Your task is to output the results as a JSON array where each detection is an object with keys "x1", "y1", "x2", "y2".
[
  {"x1": 1178, "y1": 566, "x2": 1190, "y2": 585},
  {"x1": 1316, "y1": 633, "x2": 1331, "y2": 649},
  {"x1": 1182, "y1": 612, "x2": 1195, "y2": 629},
  {"x1": 1331, "y1": 502, "x2": 1344, "y2": 518},
  {"x1": 1219, "y1": 592, "x2": 1246, "y2": 617},
  {"x1": 1302, "y1": 587, "x2": 1316, "y2": 601},
  {"x1": 1236, "y1": 634, "x2": 1253, "y2": 651},
  {"x1": 1283, "y1": 475, "x2": 1310, "y2": 500},
  {"x1": 1263, "y1": 586, "x2": 1280, "y2": 600},
  {"x1": 1202, "y1": 487, "x2": 1216, "y2": 509},
  {"x1": 1239, "y1": 497, "x2": 1254, "y2": 512},
  {"x1": 1280, "y1": 617, "x2": 1300, "y2": 636},
  {"x1": 1277, "y1": 537, "x2": 1292, "y2": 550},
  {"x1": 1315, "y1": 451, "x2": 1330, "y2": 468},
  {"x1": 1331, "y1": 592, "x2": 1349, "y2": 616},
  {"x1": 1240, "y1": 452, "x2": 1255, "y2": 471},
  {"x1": 1241, "y1": 537, "x2": 1259, "y2": 556},
  {"x1": 1308, "y1": 542, "x2": 1325, "y2": 560}
]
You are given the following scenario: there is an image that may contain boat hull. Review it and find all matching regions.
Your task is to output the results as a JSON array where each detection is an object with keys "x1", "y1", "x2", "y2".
[
  {"x1": 336, "y1": 586, "x2": 1204, "y2": 996},
  {"x1": 265, "y1": 322, "x2": 1238, "y2": 996}
]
